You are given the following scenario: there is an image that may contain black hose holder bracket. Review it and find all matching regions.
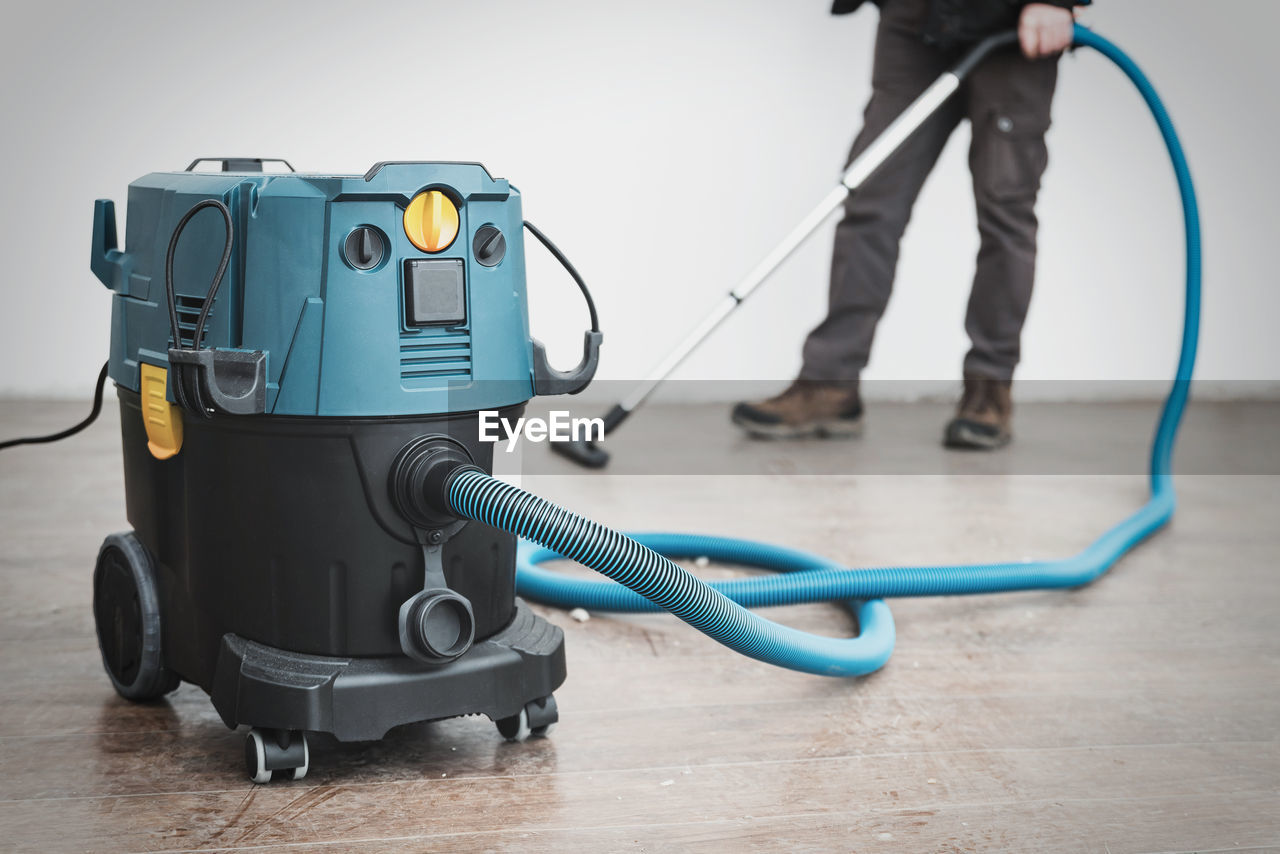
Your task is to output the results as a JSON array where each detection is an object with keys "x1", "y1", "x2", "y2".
[
  {"x1": 167, "y1": 348, "x2": 267, "y2": 416},
  {"x1": 531, "y1": 330, "x2": 602, "y2": 397}
]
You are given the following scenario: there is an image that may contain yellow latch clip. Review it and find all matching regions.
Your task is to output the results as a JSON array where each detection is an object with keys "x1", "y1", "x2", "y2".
[{"x1": 139, "y1": 363, "x2": 183, "y2": 460}]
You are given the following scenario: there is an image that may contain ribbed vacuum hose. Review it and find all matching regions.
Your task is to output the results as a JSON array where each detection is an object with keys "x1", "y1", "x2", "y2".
[
  {"x1": 449, "y1": 25, "x2": 1200, "y2": 677},
  {"x1": 448, "y1": 470, "x2": 896, "y2": 676}
]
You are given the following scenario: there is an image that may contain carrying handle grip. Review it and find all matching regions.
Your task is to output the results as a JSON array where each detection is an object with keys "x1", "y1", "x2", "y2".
[
  {"x1": 184, "y1": 158, "x2": 295, "y2": 173},
  {"x1": 91, "y1": 199, "x2": 131, "y2": 291}
]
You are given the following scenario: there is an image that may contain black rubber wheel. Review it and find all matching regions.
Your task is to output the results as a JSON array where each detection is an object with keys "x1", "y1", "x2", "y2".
[
  {"x1": 526, "y1": 694, "x2": 558, "y2": 737},
  {"x1": 92, "y1": 532, "x2": 180, "y2": 701},
  {"x1": 495, "y1": 708, "x2": 529, "y2": 741},
  {"x1": 245, "y1": 728, "x2": 309, "y2": 784},
  {"x1": 496, "y1": 695, "x2": 558, "y2": 741}
]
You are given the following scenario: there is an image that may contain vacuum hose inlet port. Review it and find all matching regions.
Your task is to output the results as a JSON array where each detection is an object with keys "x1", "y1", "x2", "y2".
[
  {"x1": 390, "y1": 435, "x2": 479, "y2": 530},
  {"x1": 389, "y1": 434, "x2": 483, "y2": 664},
  {"x1": 398, "y1": 588, "x2": 476, "y2": 664}
]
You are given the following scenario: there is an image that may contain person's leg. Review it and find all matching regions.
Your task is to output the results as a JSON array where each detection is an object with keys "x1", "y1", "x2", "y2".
[
  {"x1": 961, "y1": 50, "x2": 1058, "y2": 381},
  {"x1": 943, "y1": 48, "x2": 1058, "y2": 449},
  {"x1": 798, "y1": 0, "x2": 963, "y2": 384},
  {"x1": 734, "y1": 0, "x2": 966, "y2": 440}
]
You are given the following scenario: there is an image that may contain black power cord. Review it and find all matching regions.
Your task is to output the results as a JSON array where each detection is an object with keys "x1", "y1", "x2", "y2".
[
  {"x1": 0, "y1": 362, "x2": 109, "y2": 452},
  {"x1": 523, "y1": 220, "x2": 600, "y2": 333},
  {"x1": 165, "y1": 198, "x2": 233, "y2": 417}
]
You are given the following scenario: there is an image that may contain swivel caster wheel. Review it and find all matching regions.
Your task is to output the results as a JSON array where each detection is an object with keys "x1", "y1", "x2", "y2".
[
  {"x1": 495, "y1": 694, "x2": 558, "y2": 741},
  {"x1": 246, "y1": 728, "x2": 309, "y2": 784}
]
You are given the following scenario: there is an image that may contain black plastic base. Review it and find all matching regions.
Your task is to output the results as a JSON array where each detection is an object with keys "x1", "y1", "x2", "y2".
[{"x1": 211, "y1": 601, "x2": 565, "y2": 742}]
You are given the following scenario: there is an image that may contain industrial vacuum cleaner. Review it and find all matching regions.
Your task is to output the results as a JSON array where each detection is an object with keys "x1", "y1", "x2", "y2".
[
  {"x1": 86, "y1": 160, "x2": 600, "y2": 781},
  {"x1": 0, "y1": 25, "x2": 1198, "y2": 783}
]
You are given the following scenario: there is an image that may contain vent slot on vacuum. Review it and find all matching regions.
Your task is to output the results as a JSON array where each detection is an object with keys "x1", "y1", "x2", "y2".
[
  {"x1": 400, "y1": 329, "x2": 472, "y2": 385},
  {"x1": 174, "y1": 295, "x2": 211, "y2": 347}
]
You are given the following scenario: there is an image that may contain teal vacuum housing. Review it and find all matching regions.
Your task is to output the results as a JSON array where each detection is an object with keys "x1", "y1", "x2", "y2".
[
  {"x1": 94, "y1": 160, "x2": 557, "y2": 415},
  {"x1": 89, "y1": 159, "x2": 596, "y2": 782}
]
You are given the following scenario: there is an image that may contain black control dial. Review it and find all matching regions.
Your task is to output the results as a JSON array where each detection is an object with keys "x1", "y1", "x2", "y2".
[
  {"x1": 344, "y1": 226, "x2": 386, "y2": 271},
  {"x1": 472, "y1": 225, "x2": 506, "y2": 267}
]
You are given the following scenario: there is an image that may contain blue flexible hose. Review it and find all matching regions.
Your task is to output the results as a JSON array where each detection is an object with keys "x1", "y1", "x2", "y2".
[{"x1": 448, "y1": 25, "x2": 1200, "y2": 677}]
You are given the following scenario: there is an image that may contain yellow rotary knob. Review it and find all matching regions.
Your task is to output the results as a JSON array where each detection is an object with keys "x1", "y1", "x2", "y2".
[{"x1": 403, "y1": 189, "x2": 460, "y2": 253}]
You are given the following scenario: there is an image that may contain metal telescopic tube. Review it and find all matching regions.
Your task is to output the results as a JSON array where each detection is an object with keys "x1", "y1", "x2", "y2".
[
  {"x1": 839, "y1": 74, "x2": 961, "y2": 190},
  {"x1": 616, "y1": 72, "x2": 962, "y2": 415}
]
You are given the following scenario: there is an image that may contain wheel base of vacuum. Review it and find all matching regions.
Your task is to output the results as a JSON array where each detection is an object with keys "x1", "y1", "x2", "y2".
[{"x1": 211, "y1": 600, "x2": 565, "y2": 742}]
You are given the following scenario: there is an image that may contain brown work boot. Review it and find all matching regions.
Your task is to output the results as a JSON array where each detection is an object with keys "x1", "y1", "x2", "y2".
[
  {"x1": 944, "y1": 373, "x2": 1013, "y2": 450},
  {"x1": 731, "y1": 380, "x2": 863, "y2": 439}
]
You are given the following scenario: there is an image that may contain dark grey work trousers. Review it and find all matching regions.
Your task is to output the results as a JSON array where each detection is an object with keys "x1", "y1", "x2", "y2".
[{"x1": 800, "y1": 0, "x2": 1059, "y2": 383}]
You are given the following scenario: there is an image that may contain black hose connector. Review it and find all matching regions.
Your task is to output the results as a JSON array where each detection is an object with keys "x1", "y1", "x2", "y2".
[{"x1": 389, "y1": 435, "x2": 480, "y2": 530}]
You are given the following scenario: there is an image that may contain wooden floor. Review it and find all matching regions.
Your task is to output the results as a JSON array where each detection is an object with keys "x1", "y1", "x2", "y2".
[{"x1": 0, "y1": 399, "x2": 1277, "y2": 853}]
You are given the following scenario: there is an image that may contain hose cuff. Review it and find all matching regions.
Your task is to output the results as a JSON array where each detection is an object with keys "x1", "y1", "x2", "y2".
[{"x1": 390, "y1": 435, "x2": 480, "y2": 530}]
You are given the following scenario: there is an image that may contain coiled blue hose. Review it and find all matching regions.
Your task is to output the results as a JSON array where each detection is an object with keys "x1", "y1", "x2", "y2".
[{"x1": 449, "y1": 25, "x2": 1200, "y2": 677}]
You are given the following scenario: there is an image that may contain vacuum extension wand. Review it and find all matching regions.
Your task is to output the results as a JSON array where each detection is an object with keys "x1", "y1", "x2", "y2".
[
  {"x1": 461, "y1": 25, "x2": 1199, "y2": 676},
  {"x1": 553, "y1": 32, "x2": 1021, "y2": 468}
]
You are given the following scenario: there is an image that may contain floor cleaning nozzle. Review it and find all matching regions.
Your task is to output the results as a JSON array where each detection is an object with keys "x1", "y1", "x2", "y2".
[
  {"x1": 549, "y1": 403, "x2": 629, "y2": 468},
  {"x1": 551, "y1": 437, "x2": 611, "y2": 468}
]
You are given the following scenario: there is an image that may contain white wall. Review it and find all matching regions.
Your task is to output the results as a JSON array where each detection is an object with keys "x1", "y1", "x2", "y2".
[{"x1": 0, "y1": 0, "x2": 1275, "y2": 400}]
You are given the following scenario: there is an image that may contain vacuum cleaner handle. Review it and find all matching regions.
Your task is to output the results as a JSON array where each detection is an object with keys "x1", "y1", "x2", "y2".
[
  {"x1": 184, "y1": 157, "x2": 295, "y2": 173},
  {"x1": 838, "y1": 29, "x2": 1018, "y2": 191},
  {"x1": 951, "y1": 31, "x2": 1022, "y2": 77},
  {"x1": 91, "y1": 199, "x2": 131, "y2": 293}
]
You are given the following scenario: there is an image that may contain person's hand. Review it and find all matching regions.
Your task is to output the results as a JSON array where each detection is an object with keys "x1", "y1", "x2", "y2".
[{"x1": 1018, "y1": 3, "x2": 1075, "y2": 59}]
